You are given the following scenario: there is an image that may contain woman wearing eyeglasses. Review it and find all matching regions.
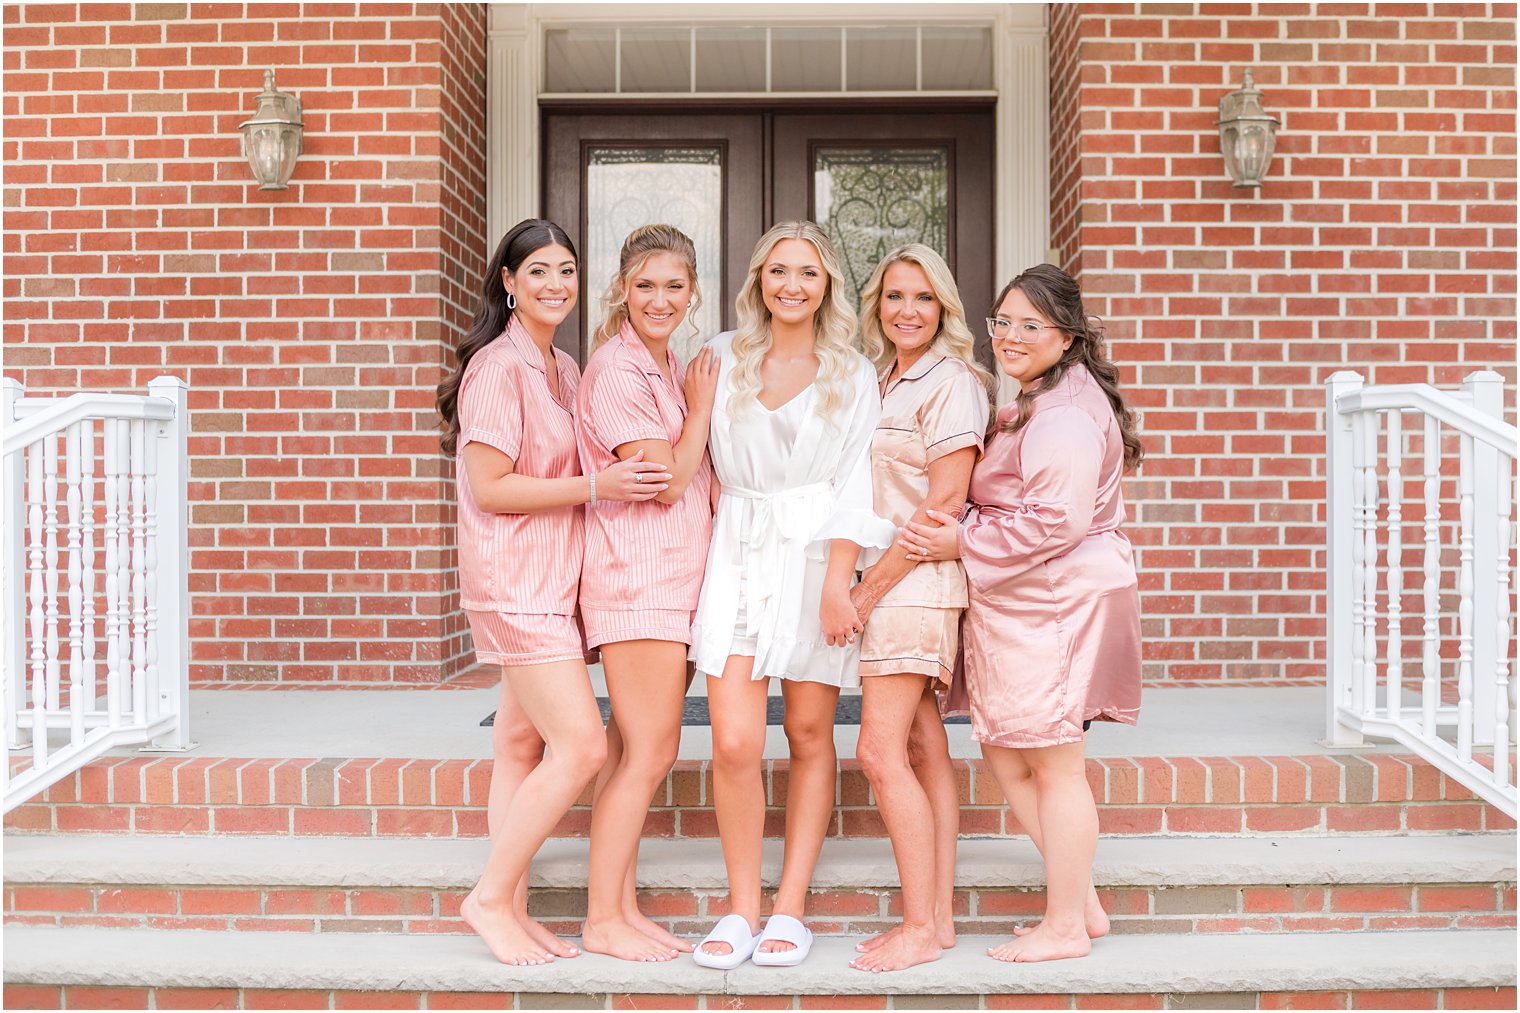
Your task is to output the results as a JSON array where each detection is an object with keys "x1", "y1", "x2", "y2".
[{"x1": 901, "y1": 263, "x2": 1144, "y2": 963}]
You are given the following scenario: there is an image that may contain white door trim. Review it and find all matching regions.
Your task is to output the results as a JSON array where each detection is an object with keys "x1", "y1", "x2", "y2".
[{"x1": 487, "y1": 3, "x2": 1049, "y2": 356}]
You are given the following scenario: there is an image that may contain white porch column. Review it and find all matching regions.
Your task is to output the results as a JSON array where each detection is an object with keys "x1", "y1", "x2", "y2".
[{"x1": 488, "y1": 5, "x2": 540, "y2": 249}]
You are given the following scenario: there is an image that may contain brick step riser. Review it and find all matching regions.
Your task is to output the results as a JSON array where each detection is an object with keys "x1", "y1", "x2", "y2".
[
  {"x1": 6, "y1": 800, "x2": 1509, "y2": 838},
  {"x1": 3, "y1": 984, "x2": 1517, "y2": 1011},
  {"x1": 6, "y1": 882, "x2": 1516, "y2": 938},
  {"x1": 8, "y1": 755, "x2": 1513, "y2": 839}
]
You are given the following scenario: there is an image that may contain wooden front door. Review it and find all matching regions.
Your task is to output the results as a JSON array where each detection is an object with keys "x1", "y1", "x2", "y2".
[{"x1": 544, "y1": 105, "x2": 995, "y2": 364}]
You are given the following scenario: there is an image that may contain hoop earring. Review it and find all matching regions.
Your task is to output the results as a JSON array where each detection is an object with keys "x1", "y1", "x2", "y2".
[{"x1": 506, "y1": 292, "x2": 516, "y2": 310}]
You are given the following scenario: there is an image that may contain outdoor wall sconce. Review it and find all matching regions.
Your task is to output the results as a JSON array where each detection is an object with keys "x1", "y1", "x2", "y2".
[
  {"x1": 239, "y1": 69, "x2": 304, "y2": 190},
  {"x1": 1216, "y1": 69, "x2": 1279, "y2": 188}
]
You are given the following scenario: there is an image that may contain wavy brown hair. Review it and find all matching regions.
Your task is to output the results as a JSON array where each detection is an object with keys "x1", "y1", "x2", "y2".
[
  {"x1": 996, "y1": 264, "x2": 1144, "y2": 472},
  {"x1": 435, "y1": 219, "x2": 577, "y2": 457}
]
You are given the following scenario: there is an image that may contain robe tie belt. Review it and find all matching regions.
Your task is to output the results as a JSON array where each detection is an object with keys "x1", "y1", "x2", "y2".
[{"x1": 720, "y1": 482, "x2": 833, "y2": 641}]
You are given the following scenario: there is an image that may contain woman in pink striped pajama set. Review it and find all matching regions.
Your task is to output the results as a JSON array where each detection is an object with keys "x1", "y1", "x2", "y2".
[
  {"x1": 576, "y1": 225, "x2": 718, "y2": 963},
  {"x1": 436, "y1": 219, "x2": 671, "y2": 967}
]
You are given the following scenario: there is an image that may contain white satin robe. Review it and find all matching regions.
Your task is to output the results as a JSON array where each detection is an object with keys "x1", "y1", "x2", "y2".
[{"x1": 689, "y1": 332, "x2": 896, "y2": 686}]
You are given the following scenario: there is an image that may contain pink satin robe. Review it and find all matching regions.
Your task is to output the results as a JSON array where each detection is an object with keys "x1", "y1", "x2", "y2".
[{"x1": 949, "y1": 363, "x2": 1141, "y2": 748}]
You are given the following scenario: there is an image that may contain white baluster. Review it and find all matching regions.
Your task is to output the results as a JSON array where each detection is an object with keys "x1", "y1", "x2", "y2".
[
  {"x1": 65, "y1": 421, "x2": 84, "y2": 744},
  {"x1": 80, "y1": 420, "x2": 96, "y2": 714},
  {"x1": 1457, "y1": 432, "x2": 1475, "y2": 762},
  {"x1": 104, "y1": 420, "x2": 122, "y2": 729},
  {"x1": 26, "y1": 441, "x2": 47, "y2": 766},
  {"x1": 1350, "y1": 411, "x2": 1369, "y2": 719},
  {"x1": 43, "y1": 436, "x2": 60, "y2": 713},
  {"x1": 1385, "y1": 410, "x2": 1403, "y2": 721},
  {"x1": 130, "y1": 419, "x2": 147, "y2": 726},
  {"x1": 143, "y1": 419, "x2": 160, "y2": 723},
  {"x1": 115, "y1": 420, "x2": 133, "y2": 725},
  {"x1": 1421, "y1": 415, "x2": 1440, "y2": 739},
  {"x1": 1494, "y1": 450, "x2": 1512, "y2": 784},
  {"x1": 1356, "y1": 412, "x2": 1381, "y2": 716}
]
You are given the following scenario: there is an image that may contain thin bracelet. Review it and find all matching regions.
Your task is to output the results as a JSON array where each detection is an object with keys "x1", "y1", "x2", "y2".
[{"x1": 588, "y1": 471, "x2": 597, "y2": 507}]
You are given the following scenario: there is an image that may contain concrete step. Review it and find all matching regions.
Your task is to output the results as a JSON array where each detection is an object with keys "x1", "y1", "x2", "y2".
[
  {"x1": 5, "y1": 833, "x2": 1514, "y2": 939},
  {"x1": 2, "y1": 924, "x2": 1515, "y2": 1010},
  {"x1": 7, "y1": 751, "x2": 1513, "y2": 840}
]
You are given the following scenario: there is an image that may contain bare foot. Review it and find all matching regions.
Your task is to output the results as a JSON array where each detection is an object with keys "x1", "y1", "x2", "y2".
[
  {"x1": 1013, "y1": 889, "x2": 1109, "y2": 940},
  {"x1": 855, "y1": 919, "x2": 956, "y2": 953},
  {"x1": 848, "y1": 924, "x2": 942, "y2": 972},
  {"x1": 988, "y1": 921, "x2": 1091, "y2": 963},
  {"x1": 520, "y1": 913, "x2": 581, "y2": 957},
  {"x1": 461, "y1": 890, "x2": 554, "y2": 966},
  {"x1": 626, "y1": 908, "x2": 693, "y2": 953},
  {"x1": 581, "y1": 917, "x2": 677, "y2": 963}
]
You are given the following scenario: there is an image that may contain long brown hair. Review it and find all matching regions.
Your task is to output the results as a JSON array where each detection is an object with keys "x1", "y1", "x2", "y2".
[
  {"x1": 995, "y1": 264, "x2": 1144, "y2": 472},
  {"x1": 435, "y1": 219, "x2": 578, "y2": 457}
]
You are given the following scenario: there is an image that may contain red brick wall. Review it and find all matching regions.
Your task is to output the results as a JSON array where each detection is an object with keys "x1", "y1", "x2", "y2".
[
  {"x1": 1049, "y1": 2, "x2": 1517, "y2": 681},
  {"x1": 2, "y1": 2, "x2": 489, "y2": 683}
]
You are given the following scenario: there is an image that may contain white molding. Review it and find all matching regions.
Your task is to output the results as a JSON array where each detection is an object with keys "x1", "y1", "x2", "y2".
[
  {"x1": 488, "y1": 5, "x2": 539, "y2": 248},
  {"x1": 487, "y1": 1, "x2": 1051, "y2": 398}
]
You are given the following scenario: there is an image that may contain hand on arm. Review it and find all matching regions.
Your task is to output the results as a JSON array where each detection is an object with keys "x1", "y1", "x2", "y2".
[
  {"x1": 461, "y1": 442, "x2": 670, "y2": 514},
  {"x1": 854, "y1": 445, "x2": 977, "y2": 620},
  {"x1": 613, "y1": 347, "x2": 719, "y2": 505},
  {"x1": 821, "y1": 538, "x2": 865, "y2": 647}
]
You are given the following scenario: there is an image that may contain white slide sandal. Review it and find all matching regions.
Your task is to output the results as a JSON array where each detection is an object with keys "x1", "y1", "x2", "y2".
[
  {"x1": 691, "y1": 913, "x2": 761, "y2": 970},
  {"x1": 749, "y1": 912, "x2": 814, "y2": 967}
]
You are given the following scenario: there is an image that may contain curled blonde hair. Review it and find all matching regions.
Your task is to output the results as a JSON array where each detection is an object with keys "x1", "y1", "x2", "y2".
[
  {"x1": 593, "y1": 223, "x2": 701, "y2": 350},
  {"x1": 858, "y1": 244, "x2": 998, "y2": 399},
  {"x1": 728, "y1": 221, "x2": 859, "y2": 422}
]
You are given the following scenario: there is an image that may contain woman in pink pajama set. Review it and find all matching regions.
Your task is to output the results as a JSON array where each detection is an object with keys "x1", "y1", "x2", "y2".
[
  {"x1": 436, "y1": 218, "x2": 671, "y2": 966},
  {"x1": 577, "y1": 224, "x2": 718, "y2": 962},
  {"x1": 903, "y1": 263, "x2": 1145, "y2": 964}
]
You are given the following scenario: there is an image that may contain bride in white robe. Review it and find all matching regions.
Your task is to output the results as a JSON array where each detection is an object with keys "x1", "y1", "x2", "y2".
[{"x1": 688, "y1": 222, "x2": 893, "y2": 969}]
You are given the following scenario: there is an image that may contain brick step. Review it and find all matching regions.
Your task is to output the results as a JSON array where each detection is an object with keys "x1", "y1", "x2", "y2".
[
  {"x1": 6, "y1": 753, "x2": 1513, "y2": 839},
  {"x1": 5, "y1": 834, "x2": 1514, "y2": 939},
  {"x1": 2, "y1": 924, "x2": 1514, "y2": 1010}
]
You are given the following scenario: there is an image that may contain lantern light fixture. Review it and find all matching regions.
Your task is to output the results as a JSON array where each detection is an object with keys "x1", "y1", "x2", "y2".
[
  {"x1": 1216, "y1": 69, "x2": 1279, "y2": 189},
  {"x1": 239, "y1": 69, "x2": 304, "y2": 191}
]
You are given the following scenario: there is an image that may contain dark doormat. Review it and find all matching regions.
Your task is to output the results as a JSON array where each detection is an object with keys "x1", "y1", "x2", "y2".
[{"x1": 483, "y1": 695, "x2": 971, "y2": 727}]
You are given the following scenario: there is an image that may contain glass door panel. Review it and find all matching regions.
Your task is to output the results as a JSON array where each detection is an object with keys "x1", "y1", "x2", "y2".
[
  {"x1": 543, "y1": 113, "x2": 763, "y2": 362},
  {"x1": 585, "y1": 146, "x2": 723, "y2": 362}
]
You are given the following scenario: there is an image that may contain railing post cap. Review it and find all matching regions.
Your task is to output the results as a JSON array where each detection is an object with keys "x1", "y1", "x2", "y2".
[
  {"x1": 146, "y1": 375, "x2": 188, "y2": 390},
  {"x1": 1326, "y1": 370, "x2": 1365, "y2": 386},
  {"x1": 1462, "y1": 369, "x2": 1504, "y2": 384}
]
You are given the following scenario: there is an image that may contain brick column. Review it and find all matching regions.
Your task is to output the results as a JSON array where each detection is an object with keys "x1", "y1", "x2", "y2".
[
  {"x1": 1050, "y1": 3, "x2": 1516, "y2": 682},
  {"x1": 2, "y1": 3, "x2": 489, "y2": 683}
]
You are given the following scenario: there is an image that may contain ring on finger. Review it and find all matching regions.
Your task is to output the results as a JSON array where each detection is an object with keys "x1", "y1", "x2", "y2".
[{"x1": 634, "y1": 472, "x2": 644, "y2": 484}]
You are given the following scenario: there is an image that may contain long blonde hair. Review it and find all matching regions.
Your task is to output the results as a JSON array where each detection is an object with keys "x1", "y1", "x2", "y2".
[
  {"x1": 728, "y1": 220, "x2": 858, "y2": 421},
  {"x1": 858, "y1": 244, "x2": 998, "y2": 398},
  {"x1": 592, "y1": 223, "x2": 701, "y2": 350}
]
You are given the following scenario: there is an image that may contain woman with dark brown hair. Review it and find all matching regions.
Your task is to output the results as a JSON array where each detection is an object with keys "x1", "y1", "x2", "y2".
[{"x1": 902, "y1": 262, "x2": 1144, "y2": 963}]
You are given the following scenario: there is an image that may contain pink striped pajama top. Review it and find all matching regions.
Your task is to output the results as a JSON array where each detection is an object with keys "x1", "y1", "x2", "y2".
[
  {"x1": 456, "y1": 316, "x2": 587, "y2": 664},
  {"x1": 576, "y1": 321, "x2": 713, "y2": 647}
]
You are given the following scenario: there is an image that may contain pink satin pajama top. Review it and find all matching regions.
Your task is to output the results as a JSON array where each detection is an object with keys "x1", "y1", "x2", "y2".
[{"x1": 953, "y1": 363, "x2": 1142, "y2": 748}]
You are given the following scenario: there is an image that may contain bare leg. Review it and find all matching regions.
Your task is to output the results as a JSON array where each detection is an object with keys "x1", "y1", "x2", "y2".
[
  {"x1": 617, "y1": 663, "x2": 698, "y2": 953},
  {"x1": 485, "y1": 678, "x2": 579, "y2": 957},
  {"x1": 857, "y1": 688, "x2": 958, "y2": 952},
  {"x1": 461, "y1": 661, "x2": 608, "y2": 965},
  {"x1": 698, "y1": 658, "x2": 768, "y2": 957},
  {"x1": 981, "y1": 741, "x2": 1096, "y2": 963},
  {"x1": 759, "y1": 678, "x2": 839, "y2": 955},
  {"x1": 850, "y1": 674, "x2": 943, "y2": 972},
  {"x1": 582, "y1": 640, "x2": 686, "y2": 962},
  {"x1": 988, "y1": 742, "x2": 1108, "y2": 939}
]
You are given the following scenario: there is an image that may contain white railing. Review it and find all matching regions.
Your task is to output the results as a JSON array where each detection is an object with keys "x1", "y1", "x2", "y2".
[
  {"x1": 2, "y1": 377, "x2": 192, "y2": 813},
  {"x1": 1327, "y1": 370, "x2": 1517, "y2": 818}
]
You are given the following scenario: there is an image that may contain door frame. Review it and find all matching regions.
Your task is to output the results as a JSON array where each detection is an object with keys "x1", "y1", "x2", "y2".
[{"x1": 488, "y1": 4, "x2": 1051, "y2": 302}]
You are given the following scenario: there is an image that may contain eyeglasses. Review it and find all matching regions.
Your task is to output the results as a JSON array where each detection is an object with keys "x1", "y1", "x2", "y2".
[{"x1": 986, "y1": 317, "x2": 1059, "y2": 343}]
